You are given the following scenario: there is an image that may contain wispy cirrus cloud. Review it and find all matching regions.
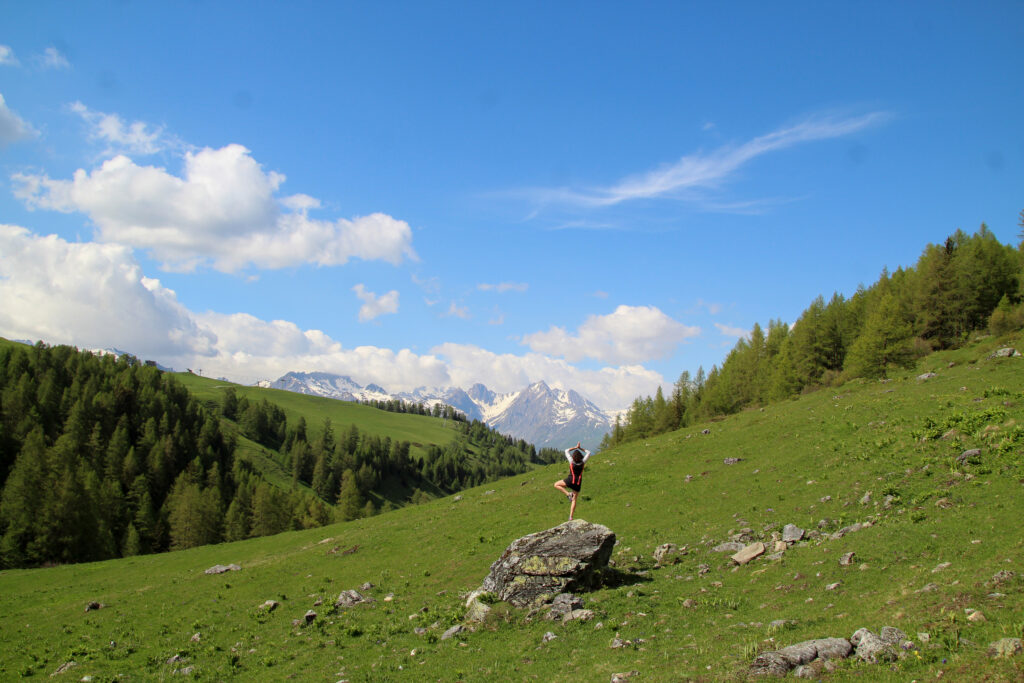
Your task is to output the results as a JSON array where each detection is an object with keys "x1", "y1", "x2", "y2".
[
  {"x1": 70, "y1": 101, "x2": 176, "y2": 156},
  {"x1": 478, "y1": 281, "x2": 528, "y2": 293},
  {"x1": 519, "y1": 111, "x2": 889, "y2": 210}
]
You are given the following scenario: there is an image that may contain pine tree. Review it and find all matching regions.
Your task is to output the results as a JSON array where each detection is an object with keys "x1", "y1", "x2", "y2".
[
  {"x1": 337, "y1": 469, "x2": 363, "y2": 521},
  {"x1": 844, "y1": 293, "x2": 915, "y2": 379}
]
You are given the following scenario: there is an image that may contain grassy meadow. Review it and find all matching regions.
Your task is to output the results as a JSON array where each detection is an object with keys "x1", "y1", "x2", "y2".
[{"x1": 2, "y1": 335, "x2": 1024, "y2": 681}]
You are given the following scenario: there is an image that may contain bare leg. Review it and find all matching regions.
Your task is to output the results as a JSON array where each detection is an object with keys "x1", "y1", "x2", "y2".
[
  {"x1": 554, "y1": 480, "x2": 570, "y2": 497},
  {"x1": 569, "y1": 492, "x2": 578, "y2": 520}
]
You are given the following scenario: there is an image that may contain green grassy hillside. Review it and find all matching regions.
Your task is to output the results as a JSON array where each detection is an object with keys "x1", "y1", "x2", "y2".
[
  {"x1": 2, "y1": 335, "x2": 1023, "y2": 681},
  {"x1": 173, "y1": 372, "x2": 461, "y2": 461}
]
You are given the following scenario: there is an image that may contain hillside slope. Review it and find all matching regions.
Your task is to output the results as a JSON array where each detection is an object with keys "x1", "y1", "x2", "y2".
[{"x1": 2, "y1": 335, "x2": 1023, "y2": 681}]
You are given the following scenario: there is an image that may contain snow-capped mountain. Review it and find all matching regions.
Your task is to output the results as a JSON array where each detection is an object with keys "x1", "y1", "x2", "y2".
[{"x1": 267, "y1": 372, "x2": 613, "y2": 449}]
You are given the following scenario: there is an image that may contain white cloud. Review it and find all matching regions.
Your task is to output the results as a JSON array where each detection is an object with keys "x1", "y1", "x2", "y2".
[
  {"x1": 478, "y1": 281, "x2": 528, "y2": 293},
  {"x1": 697, "y1": 298, "x2": 722, "y2": 315},
  {"x1": 352, "y1": 284, "x2": 399, "y2": 322},
  {"x1": 70, "y1": 101, "x2": 170, "y2": 155},
  {"x1": 12, "y1": 144, "x2": 417, "y2": 272},
  {"x1": 521, "y1": 112, "x2": 889, "y2": 208},
  {"x1": 432, "y1": 342, "x2": 663, "y2": 410},
  {"x1": 0, "y1": 225, "x2": 659, "y2": 410},
  {"x1": 442, "y1": 301, "x2": 470, "y2": 319},
  {"x1": 0, "y1": 93, "x2": 37, "y2": 145},
  {"x1": 0, "y1": 225, "x2": 215, "y2": 358},
  {"x1": 39, "y1": 47, "x2": 69, "y2": 69},
  {"x1": 521, "y1": 304, "x2": 700, "y2": 364},
  {"x1": 0, "y1": 45, "x2": 19, "y2": 66},
  {"x1": 714, "y1": 322, "x2": 749, "y2": 339}
]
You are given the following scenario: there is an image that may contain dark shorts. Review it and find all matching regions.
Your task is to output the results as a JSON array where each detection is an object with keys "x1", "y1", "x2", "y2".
[{"x1": 562, "y1": 476, "x2": 581, "y2": 493}]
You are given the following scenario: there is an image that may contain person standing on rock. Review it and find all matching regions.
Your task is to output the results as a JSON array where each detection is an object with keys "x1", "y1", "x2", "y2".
[{"x1": 554, "y1": 442, "x2": 591, "y2": 521}]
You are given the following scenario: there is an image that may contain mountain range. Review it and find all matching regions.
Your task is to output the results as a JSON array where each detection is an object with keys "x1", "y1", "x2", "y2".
[{"x1": 265, "y1": 371, "x2": 614, "y2": 449}]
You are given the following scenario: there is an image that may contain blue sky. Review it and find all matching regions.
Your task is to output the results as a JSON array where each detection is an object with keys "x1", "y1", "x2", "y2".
[{"x1": 1, "y1": 2, "x2": 1022, "y2": 410}]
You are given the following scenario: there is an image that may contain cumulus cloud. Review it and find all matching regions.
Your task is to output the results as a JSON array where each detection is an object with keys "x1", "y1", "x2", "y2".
[
  {"x1": 520, "y1": 112, "x2": 889, "y2": 209},
  {"x1": 70, "y1": 101, "x2": 171, "y2": 155},
  {"x1": 0, "y1": 225, "x2": 215, "y2": 358},
  {"x1": 432, "y1": 342, "x2": 663, "y2": 410},
  {"x1": 39, "y1": 47, "x2": 69, "y2": 69},
  {"x1": 0, "y1": 93, "x2": 37, "y2": 145},
  {"x1": 0, "y1": 45, "x2": 18, "y2": 66},
  {"x1": 12, "y1": 143, "x2": 418, "y2": 272},
  {"x1": 0, "y1": 225, "x2": 659, "y2": 410},
  {"x1": 478, "y1": 281, "x2": 528, "y2": 293},
  {"x1": 352, "y1": 284, "x2": 399, "y2": 322},
  {"x1": 521, "y1": 304, "x2": 700, "y2": 364}
]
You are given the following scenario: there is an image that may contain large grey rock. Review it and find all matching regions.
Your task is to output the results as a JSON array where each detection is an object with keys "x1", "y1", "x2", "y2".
[
  {"x1": 749, "y1": 638, "x2": 851, "y2": 677},
  {"x1": 477, "y1": 519, "x2": 616, "y2": 608},
  {"x1": 851, "y1": 628, "x2": 897, "y2": 663},
  {"x1": 782, "y1": 524, "x2": 804, "y2": 543},
  {"x1": 990, "y1": 347, "x2": 1021, "y2": 359}
]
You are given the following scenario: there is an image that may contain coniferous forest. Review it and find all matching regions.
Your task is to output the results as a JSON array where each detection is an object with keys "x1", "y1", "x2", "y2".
[
  {"x1": 0, "y1": 342, "x2": 558, "y2": 568},
  {"x1": 604, "y1": 223, "x2": 1024, "y2": 448}
]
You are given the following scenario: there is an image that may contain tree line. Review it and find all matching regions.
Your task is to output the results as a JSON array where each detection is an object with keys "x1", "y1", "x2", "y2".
[
  {"x1": 234, "y1": 388, "x2": 560, "y2": 518},
  {"x1": 604, "y1": 223, "x2": 1024, "y2": 448},
  {"x1": 0, "y1": 343, "x2": 331, "y2": 567},
  {"x1": 0, "y1": 341, "x2": 565, "y2": 567}
]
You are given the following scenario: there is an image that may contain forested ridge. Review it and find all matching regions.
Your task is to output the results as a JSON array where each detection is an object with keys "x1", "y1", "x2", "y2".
[
  {"x1": 0, "y1": 341, "x2": 558, "y2": 568},
  {"x1": 606, "y1": 222, "x2": 1024, "y2": 448}
]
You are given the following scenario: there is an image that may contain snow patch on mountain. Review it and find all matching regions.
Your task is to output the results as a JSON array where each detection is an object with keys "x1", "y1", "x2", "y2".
[{"x1": 266, "y1": 372, "x2": 614, "y2": 449}]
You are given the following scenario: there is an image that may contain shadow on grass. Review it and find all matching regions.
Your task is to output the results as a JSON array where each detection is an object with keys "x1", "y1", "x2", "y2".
[{"x1": 599, "y1": 566, "x2": 654, "y2": 589}]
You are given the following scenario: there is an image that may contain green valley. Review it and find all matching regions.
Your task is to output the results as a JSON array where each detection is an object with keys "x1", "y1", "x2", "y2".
[{"x1": 1, "y1": 333, "x2": 1022, "y2": 680}]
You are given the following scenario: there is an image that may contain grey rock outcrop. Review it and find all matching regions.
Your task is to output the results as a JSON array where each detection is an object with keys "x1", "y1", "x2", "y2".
[
  {"x1": 476, "y1": 519, "x2": 616, "y2": 608},
  {"x1": 851, "y1": 627, "x2": 898, "y2": 663},
  {"x1": 990, "y1": 347, "x2": 1021, "y2": 358},
  {"x1": 749, "y1": 638, "x2": 851, "y2": 677},
  {"x1": 782, "y1": 524, "x2": 804, "y2": 543},
  {"x1": 335, "y1": 589, "x2": 374, "y2": 607}
]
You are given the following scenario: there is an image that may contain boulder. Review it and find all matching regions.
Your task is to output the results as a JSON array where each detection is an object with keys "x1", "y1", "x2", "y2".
[
  {"x1": 990, "y1": 347, "x2": 1021, "y2": 359},
  {"x1": 851, "y1": 628, "x2": 897, "y2": 663},
  {"x1": 476, "y1": 519, "x2": 616, "y2": 608},
  {"x1": 749, "y1": 638, "x2": 851, "y2": 677},
  {"x1": 989, "y1": 638, "x2": 1023, "y2": 658},
  {"x1": 782, "y1": 524, "x2": 804, "y2": 543},
  {"x1": 731, "y1": 542, "x2": 766, "y2": 565},
  {"x1": 957, "y1": 448, "x2": 982, "y2": 465},
  {"x1": 917, "y1": 372, "x2": 937, "y2": 380},
  {"x1": 335, "y1": 589, "x2": 374, "y2": 607},
  {"x1": 204, "y1": 564, "x2": 241, "y2": 575},
  {"x1": 653, "y1": 543, "x2": 683, "y2": 565}
]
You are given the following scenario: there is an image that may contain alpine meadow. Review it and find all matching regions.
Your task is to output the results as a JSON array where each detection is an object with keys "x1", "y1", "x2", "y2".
[
  {"x1": 2, "y1": 4, "x2": 1024, "y2": 682},
  {"x1": 3, "y1": 223, "x2": 1024, "y2": 680}
]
